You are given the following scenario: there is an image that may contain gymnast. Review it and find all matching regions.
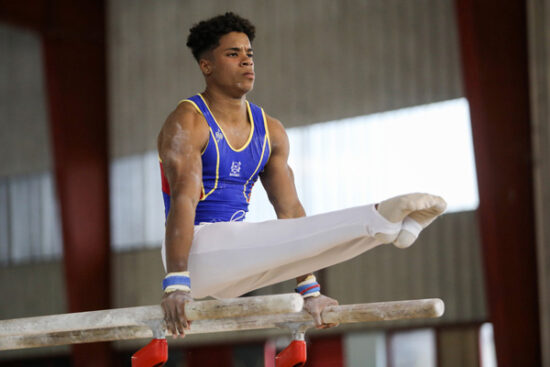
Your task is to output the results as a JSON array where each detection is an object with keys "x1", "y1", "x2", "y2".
[{"x1": 157, "y1": 12, "x2": 447, "y2": 338}]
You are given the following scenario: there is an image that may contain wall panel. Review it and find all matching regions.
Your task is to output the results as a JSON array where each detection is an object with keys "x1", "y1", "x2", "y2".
[
  {"x1": 528, "y1": 0, "x2": 550, "y2": 365},
  {"x1": 0, "y1": 24, "x2": 50, "y2": 176},
  {"x1": 0, "y1": 173, "x2": 63, "y2": 264},
  {"x1": 438, "y1": 326, "x2": 480, "y2": 367},
  {"x1": 0, "y1": 260, "x2": 66, "y2": 319}
]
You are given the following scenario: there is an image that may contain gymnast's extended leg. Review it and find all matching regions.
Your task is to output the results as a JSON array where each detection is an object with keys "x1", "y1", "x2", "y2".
[{"x1": 177, "y1": 193, "x2": 447, "y2": 298}]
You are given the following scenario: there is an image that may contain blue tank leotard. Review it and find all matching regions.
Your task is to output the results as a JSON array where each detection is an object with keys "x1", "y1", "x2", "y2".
[{"x1": 160, "y1": 94, "x2": 271, "y2": 224}]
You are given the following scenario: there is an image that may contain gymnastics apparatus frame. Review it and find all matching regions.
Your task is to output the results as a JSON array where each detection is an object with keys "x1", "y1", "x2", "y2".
[{"x1": 0, "y1": 294, "x2": 444, "y2": 366}]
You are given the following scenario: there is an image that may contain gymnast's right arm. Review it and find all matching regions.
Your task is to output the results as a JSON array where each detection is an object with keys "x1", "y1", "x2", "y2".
[{"x1": 157, "y1": 102, "x2": 209, "y2": 338}]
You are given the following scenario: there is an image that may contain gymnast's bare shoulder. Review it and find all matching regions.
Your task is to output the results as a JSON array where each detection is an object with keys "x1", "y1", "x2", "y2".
[
  {"x1": 157, "y1": 101, "x2": 210, "y2": 160},
  {"x1": 263, "y1": 113, "x2": 287, "y2": 154}
]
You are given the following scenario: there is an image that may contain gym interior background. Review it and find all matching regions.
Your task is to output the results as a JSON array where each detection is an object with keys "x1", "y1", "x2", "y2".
[{"x1": 0, "y1": 0, "x2": 549, "y2": 366}]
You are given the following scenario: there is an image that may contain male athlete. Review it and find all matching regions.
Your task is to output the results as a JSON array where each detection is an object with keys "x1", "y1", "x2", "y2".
[{"x1": 158, "y1": 13, "x2": 447, "y2": 338}]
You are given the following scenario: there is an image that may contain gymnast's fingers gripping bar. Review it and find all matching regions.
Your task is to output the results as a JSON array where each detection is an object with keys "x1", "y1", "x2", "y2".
[{"x1": 0, "y1": 296, "x2": 444, "y2": 351}]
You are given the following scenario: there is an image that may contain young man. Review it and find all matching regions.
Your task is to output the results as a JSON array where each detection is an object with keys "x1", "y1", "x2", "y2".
[{"x1": 157, "y1": 13, "x2": 446, "y2": 338}]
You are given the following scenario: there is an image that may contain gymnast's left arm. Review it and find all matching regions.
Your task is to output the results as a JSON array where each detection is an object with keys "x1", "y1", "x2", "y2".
[{"x1": 259, "y1": 114, "x2": 339, "y2": 329}]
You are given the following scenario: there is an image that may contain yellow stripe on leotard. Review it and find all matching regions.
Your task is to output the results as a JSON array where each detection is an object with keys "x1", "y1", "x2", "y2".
[
  {"x1": 199, "y1": 127, "x2": 220, "y2": 201},
  {"x1": 198, "y1": 93, "x2": 255, "y2": 152},
  {"x1": 242, "y1": 134, "x2": 267, "y2": 202},
  {"x1": 177, "y1": 98, "x2": 219, "y2": 200},
  {"x1": 261, "y1": 108, "x2": 271, "y2": 162}
]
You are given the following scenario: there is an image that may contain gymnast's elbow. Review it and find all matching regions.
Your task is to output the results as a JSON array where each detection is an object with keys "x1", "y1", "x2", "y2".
[
  {"x1": 170, "y1": 188, "x2": 200, "y2": 212},
  {"x1": 273, "y1": 200, "x2": 306, "y2": 219}
]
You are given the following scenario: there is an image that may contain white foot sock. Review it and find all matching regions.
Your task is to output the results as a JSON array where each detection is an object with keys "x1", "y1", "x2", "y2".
[
  {"x1": 376, "y1": 193, "x2": 447, "y2": 248},
  {"x1": 393, "y1": 217, "x2": 423, "y2": 248}
]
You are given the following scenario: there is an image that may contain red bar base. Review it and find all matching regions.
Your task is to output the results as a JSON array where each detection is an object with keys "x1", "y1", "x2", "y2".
[
  {"x1": 131, "y1": 339, "x2": 168, "y2": 367},
  {"x1": 275, "y1": 340, "x2": 307, "y2": 367}
]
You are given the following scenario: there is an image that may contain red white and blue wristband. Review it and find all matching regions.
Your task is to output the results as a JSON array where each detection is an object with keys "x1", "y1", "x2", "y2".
[
  {"x1": 163, "y1": 271, "x2": 191, "y2": 294},
  {"x1": 295, "y1": 275, "x2": 321, "y2": 298}
]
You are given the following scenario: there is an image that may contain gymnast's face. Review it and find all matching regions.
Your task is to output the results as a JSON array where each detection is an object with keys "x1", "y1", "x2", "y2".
[{"x1": 200, "y1": 32, "x2": 255, "y2": 94}]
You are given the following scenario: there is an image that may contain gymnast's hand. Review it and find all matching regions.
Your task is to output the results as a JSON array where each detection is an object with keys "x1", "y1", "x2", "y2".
[
  {"x1": 303, "y1": 294, "x2": 339, "y2": 329},
  {"x1": 161, "y1": 290, "x2": 194, "y2": 338}
]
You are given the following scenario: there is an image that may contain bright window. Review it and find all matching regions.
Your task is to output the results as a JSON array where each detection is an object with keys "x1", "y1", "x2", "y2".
[
  {"x1": 247, "y1": 98, "x2": 478, "y2": 222},
  {"x1": 389, "y1": 329, "x2": 437, "y2": 367},
  {"x1": 480, "y1": 323, "x2": 497, "y2": 367}
]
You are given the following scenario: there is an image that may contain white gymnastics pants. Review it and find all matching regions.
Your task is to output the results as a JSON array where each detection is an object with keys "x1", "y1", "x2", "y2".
[{"x1": 161, "y1": 204, "x2": 403, "y2": 299}]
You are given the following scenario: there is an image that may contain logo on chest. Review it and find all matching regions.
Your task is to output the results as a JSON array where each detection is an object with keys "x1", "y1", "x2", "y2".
[
  {"x1": 215, "y1": 129, "x2": 223, "y2": 143},
  {"x1": 230, "y1": 161, "x2": 242, "y2": 177}
]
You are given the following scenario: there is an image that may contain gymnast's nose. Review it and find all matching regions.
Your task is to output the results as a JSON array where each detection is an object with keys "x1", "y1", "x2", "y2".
[{"x1": 241, "y1": 55, "x2": 253, "y2": 67}]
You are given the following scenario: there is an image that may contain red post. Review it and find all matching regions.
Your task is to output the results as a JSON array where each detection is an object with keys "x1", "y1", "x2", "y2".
[
  {"x1": 132, "y1": 339, "x2": 168, "y2": 367},
  {"x1": 275, "y1": 340, "x2": 307, "y2": 367},
  {"x1": 454, "y1": 0, "x2": 542, "y2": 366},
  {"x1": 42, "y1": 1, "x2": 112, "y2": 366},
  {"x1": 306, "y1": 336, "x2": 344, "y2": 367}
]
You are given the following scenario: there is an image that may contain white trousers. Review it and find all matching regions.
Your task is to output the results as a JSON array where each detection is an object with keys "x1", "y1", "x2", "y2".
[{"x1": 161, "y1": 204, "x2": 402, "y2": 299}]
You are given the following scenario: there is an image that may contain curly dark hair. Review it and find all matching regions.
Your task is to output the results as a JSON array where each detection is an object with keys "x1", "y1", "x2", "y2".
[{"x1": 186, "y1": 12, "x2": 256, "y2": 62}]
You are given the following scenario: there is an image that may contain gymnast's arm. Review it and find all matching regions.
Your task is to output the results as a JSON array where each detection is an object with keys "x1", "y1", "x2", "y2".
[
  {"x1": 157, "y1": 102, "x2": 209, "y2": 337},
  {"x1": 259, "y1": 116, "x2": 305, "y2": 219},
  {"x1": 259, "y1": 116, "x2": 309, "y2": 275},
  {"x1": 259, "y1": 115, "x2": 339, "y2": 329}
]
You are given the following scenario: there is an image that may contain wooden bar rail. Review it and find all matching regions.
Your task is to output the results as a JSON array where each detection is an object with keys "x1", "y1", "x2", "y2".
[{"x1": 0, "y1": 296, "x2": 444, "y2": 351}]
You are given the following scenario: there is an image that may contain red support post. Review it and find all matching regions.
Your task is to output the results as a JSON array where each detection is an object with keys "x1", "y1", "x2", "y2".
[
  {"x1": 454, "y1": 0, "x2": 542, "y2": 366},
  {"x1": 305, "y1": 336, "x2": 344, "y2": 367},
  {"x1": 42, "y1": 1, "x2": 112, "y2": 366},
  {"x1": 132, "y1": 339, "x2": 168, "y2": 367},
  {"x1": 275, "y1": 340, "x2": 307, "y2": 367}
]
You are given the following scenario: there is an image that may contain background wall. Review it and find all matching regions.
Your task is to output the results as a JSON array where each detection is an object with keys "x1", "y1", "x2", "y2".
[
  {"x1": 0, "y1": 24, "x2": 50, "y2": 176},
  {"x1": 528, "y1": 0, "x2": 550, "y2": 364}
]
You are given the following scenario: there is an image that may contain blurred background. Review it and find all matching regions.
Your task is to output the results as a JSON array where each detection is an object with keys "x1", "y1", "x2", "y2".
[{"x1": 0, "y1": 0, "x2": 548, "y2": 366}]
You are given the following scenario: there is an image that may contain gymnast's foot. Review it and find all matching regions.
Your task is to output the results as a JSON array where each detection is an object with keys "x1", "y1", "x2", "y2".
[{"x1": 376, "y1": 193, "x2": 447, "y2": 248}]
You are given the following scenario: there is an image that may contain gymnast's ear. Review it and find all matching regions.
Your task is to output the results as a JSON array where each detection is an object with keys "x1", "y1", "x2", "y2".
[{"x1": 199, "y1": 52, "x2": 214, "y2": 76}]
